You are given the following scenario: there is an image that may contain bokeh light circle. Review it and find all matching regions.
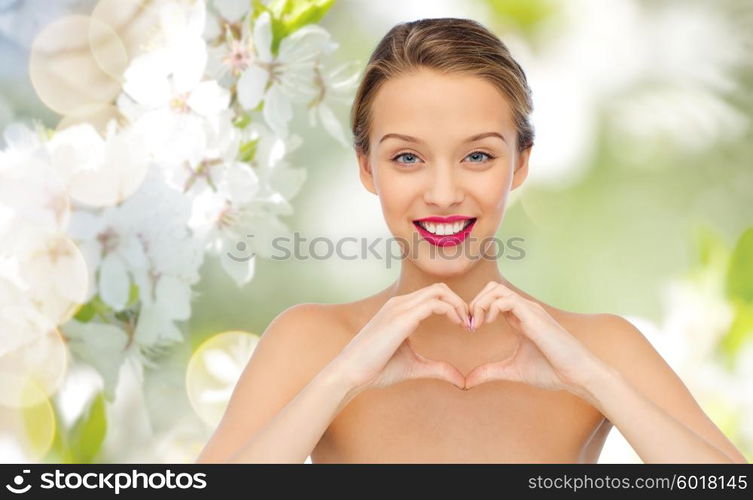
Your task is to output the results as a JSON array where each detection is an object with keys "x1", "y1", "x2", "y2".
[
  {"x1": 0, "y1": 381, "x2": 57, "y2": 462},
  {"x1": 29, "y1": 15, "x2": 128, "y2": 115},
  {"x1": 186, "y1": 330, "x2": 259, "y2": 427},
  {"x1": 0, "y1": 328, "x2": 69, "y2": 409}
]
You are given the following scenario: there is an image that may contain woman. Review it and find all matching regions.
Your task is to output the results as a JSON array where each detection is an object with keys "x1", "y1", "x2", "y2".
[{"x1": 196, "y1": 17, "x2": 747, "y2": 464}]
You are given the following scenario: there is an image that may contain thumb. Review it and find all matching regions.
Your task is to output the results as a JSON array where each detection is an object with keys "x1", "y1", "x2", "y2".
[
  {"x1": 408, "y1": 351, "x2": 466, "y2": 390},
  {"x1": 464, "y1": 361, "x2": 518, "y2": 390}
]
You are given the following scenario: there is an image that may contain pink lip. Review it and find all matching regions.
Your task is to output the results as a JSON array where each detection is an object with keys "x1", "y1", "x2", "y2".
[
  {"x1": 414, "y1": 215, "x2": 473, "y2": 223},
  {"x1": 412, "y1": 217, "x2": 477, "y2": 247}
]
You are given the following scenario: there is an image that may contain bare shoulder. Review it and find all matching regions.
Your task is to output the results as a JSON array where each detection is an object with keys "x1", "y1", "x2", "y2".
[
  {"x1": 542, "y1": 306, "x2": 656, "y2": 370},
  {"x1": 260, "y1": 288, "x2": 387, "y2": 360},
  {"x1": 532, "y1": 298, "x2": 650, "y2": 366},
  {"x1": 516, "y1": 286, "x2": 662, "y2": 386},
  {"x1": 195, "y1": 301, "x2": 354, "y2": 462},
  {"x1": 524, "y1": 296, "x2": 747, "y2": 463},
  {"x1": 258, "y1": 301, "x2": 354, "y2": 369},
  {"x1": 507, "y1": 285, "x2": 610, "y2": 346}
]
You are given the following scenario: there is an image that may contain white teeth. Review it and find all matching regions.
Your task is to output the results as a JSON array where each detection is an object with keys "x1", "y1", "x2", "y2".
[{"x1": 417, "y1": 220, "x2": 471, "y2": 236}]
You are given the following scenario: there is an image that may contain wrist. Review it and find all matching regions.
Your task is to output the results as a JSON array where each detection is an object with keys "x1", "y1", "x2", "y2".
[
  {"x1": 577, "y1": 360, "x2": 625, "y2": 410},
  {"x1": 317, "y1": 360, "x2": 366, "y2": 405}
]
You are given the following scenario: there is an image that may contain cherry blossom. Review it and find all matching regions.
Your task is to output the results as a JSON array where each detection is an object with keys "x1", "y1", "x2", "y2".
[{"x1": 237, "y1": 11, "x2": 337, "y2": 138}]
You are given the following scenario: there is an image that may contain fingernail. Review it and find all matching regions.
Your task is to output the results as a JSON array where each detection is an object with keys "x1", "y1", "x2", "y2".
[{"x1": 470, "y1": 316, "x2": 475, "y2": 332}]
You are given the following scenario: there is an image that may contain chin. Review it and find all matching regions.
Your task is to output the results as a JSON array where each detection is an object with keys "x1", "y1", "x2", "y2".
[{"x1": 412, "y1": 252, "x2": 476, "y2": 277}]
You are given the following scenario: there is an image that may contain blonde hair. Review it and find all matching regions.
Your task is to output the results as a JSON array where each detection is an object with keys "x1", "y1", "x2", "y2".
[{"x1": 350, "y1": 17, "x2": 535, "y2": 156}]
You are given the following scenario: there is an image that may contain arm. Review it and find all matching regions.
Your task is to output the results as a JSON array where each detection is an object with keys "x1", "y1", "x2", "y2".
[
  {"x1": 196, "y1": 284, "x2": 469, "y2": 463},
  {"x1": 225, "y1": 362, "x2": 359, "y2": 463},
  {"x1": 464, "y1": 282, "x2": 748, "y2": 464},
  {"x1": 582, "y1": 314, "x2": 748, "y2": 464},
  {"x1": 195, "y1": 303, "x2": 357, "y2": 463}
]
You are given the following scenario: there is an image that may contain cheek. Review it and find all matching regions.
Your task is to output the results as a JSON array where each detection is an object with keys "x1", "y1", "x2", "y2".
[
  {"x1": 375, "y1": 166, "x2": 414, "y2": 202},
  {"x1": 375, "y1": 172, "x2": 413, "y2": 220},
  {"x1": 475, "y1": 167, "x2": 513, "y2": 210}
]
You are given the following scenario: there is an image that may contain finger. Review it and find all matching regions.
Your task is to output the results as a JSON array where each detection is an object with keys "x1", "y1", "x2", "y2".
[
  {"x1": 484, "y1": 295, "x2": 519, "y2": 324},
  {"x1": 469, "y1": 281, "x2": 504, "y2": 329},
  {"x1": 429, "y1": 283, "x2": 471, "y2": 330},
  {"x1": 412, "y1": 297, "x2": 464, "y2": 326},
  {"x1": 470, "y1": 280, "x2": 522, "y2": 312},
  {"x1": 464, "y1": 361, "x2": 517, "y2": 389},
  {"x1": 403, "y1": 283, "x2": 470, "y2": 330},
  {"x1": 410, "y1": 352, "x2": 466, "y2": 390},
  {"x1": 472, "y1": 301, "x2": 486, "y2": 331},
  {"x1": 472, "y1": 285, "x2": 517, "y2": 328},
  {"x1": 468, "y1": 280, "x2": 498, "y2": 316}
]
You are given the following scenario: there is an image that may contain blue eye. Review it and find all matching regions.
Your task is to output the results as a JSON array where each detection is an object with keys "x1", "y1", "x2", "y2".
[
  {"x1": 465, "y1": 151, "x2": 496, "y2": 163},
  {"x1": 391, "y1": 152, "x2": 422, "y2": 165},
  {"x1": 390, "y1": 151, "x2": 496, "y2": 166}
]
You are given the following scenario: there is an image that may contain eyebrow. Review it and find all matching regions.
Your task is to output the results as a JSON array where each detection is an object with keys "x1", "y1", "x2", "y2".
[{"x1": 378, "y1": 131, "x2": 507, "y2": 145}]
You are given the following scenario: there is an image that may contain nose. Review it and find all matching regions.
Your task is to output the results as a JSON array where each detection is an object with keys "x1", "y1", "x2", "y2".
[{"x1": 423, "y1": 161, "x2": 464, "y2": 208}]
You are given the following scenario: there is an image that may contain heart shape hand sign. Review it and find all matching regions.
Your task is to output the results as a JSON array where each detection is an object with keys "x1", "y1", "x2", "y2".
[{"x1": 333, "y1": 281, "x2": 608, "y2": 400}]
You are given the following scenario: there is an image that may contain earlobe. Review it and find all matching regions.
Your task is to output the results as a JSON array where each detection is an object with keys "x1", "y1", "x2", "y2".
[
  {"x1": 511, "y1": 147, "x2": 531, "y2": 190},
  {"x1": 357, "y1": 152, "x2": 378, "y2": 195}
]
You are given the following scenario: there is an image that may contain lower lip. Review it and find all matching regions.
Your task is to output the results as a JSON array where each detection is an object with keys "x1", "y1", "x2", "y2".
[{"x1": 413, "y1": 219, "x2": 476, "y2": 247}]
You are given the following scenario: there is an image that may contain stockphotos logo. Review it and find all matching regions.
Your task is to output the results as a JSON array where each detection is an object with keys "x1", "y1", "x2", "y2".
[
  {"x1": 4, "y1": 469, "x2": 207, "y2": 495},
  {"x1": 5, "y1": 469, "x2": 32, "y2": 494}
]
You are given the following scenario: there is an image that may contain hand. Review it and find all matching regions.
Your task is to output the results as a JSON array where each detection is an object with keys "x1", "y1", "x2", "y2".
[
  {"x1": 465, "y1": 281, "x2": 607, "y2": 400},
  {"x1": 331, "y1": 283, "x2": 471, "y2": 393}
]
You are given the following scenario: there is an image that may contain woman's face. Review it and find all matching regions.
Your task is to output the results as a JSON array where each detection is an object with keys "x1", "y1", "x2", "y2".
[{"x1": 358, "y1": 67, "x2": 531, "y2": 275}]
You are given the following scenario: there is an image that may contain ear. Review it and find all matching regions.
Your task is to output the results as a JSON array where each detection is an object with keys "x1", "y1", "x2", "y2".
[
  {"x1": 357, "y1": 150, "x2": 378, "y2": 195},
  {"x1": 511, "y1": 146, "x2": 531, "y2": 191}
]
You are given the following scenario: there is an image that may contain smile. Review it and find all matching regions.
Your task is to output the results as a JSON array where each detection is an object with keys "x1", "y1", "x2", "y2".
[{"x1": 412, "y1": 216, "x2": 477, "y2": 247}]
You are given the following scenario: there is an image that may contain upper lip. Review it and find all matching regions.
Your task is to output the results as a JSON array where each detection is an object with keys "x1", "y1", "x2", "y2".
[{"x1": 413, "y1": 215, "x2": 476, "y2": 223}]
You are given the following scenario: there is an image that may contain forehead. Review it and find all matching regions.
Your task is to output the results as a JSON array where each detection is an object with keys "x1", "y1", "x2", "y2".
[{"x1": 370, "y1": 67, "x2": 515, "y2": 146}]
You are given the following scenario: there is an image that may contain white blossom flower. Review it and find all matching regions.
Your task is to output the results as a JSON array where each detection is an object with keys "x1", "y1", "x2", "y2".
[
  {"x1": 243, "y1": 120, "x2": 306, "y2": 201},
  {"x1": 11, "y1": 228, "x2": 89, "y2": 324},
  {"x1": 0, "y1": 142, "x2": 70, "y2": 233},
  {"x1": 47, "y1": 121, "x2": 150, "y2": 207},
  {"x1": 307, "y1": 59, "x2": 360, "y2": 147},
  {"x1": 119, "y1": 170, "x2": 203, "y2": 349},
  {"x1": 0, "y1": 259, "x2": 56, "y2": 357},
  {"x1": 187, "y1": 120, "x2": 304, "y2": 287},
  {"x1": 118, "y1": 1, "x2": 229, "y2": 168},
  {"x1": 68, "y1": 166, "x2": 203, "y2": 337},
  {"x1": 205, "y1": 12, "x2": 253, "y2": 85},
  {"x1": 162, "y1": 109, "x2": 241, "y2": 196},
  {"x1": 68, "y1": 206, "x2": 144, "y2": 313},
  {"x1": 237, "y1": 11, "x2": 337, "y2": 138},
  {"x1": 212, "y1": 0, "x2": 250, "y2": 23},
  {"x1": 0, "y1": 0, "x2": 353, "y2": 446}
]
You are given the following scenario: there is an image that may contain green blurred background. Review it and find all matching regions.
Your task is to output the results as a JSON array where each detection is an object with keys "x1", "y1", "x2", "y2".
[{"x1": 1, "y1": 0, "x2": 751, "y2": 463}]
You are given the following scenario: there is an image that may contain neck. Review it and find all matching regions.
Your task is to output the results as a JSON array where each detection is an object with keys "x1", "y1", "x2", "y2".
[{"x1": 387, "y1": 253, "x2": 512, "y2": 305}]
